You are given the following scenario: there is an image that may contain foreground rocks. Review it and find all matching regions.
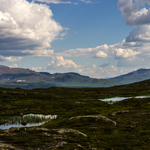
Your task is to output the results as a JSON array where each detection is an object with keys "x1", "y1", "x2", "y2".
[
  {"x1": 108, "y1": 110, "x2": 129, "y2": 116},
  {"x1": 69, "y1": 115, "x2": 117, "y2": 126},
  {"x1": 0, "y1": 127, "x2": 96, "y2": 149},
  {"x1": 0, "y1": 140, "x2": 22, "y2": 150},
  {"x1": 53, "y1": 128, "x2": 88, "y2": 137},
  {"x1": 35, "y1": 128, "x2": 88, "y2": 137}
]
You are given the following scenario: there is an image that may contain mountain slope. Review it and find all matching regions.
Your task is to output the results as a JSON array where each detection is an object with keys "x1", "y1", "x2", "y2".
[
  {"x1": 50, "y1": 73, "x2": 118, "y2": 87},
  {"x1": 1, "y1": 65, "x2": 150, "y2": 89},
  {"x1": 0, "y1": 65, "x2": 37, "y2": 74},
  {"x1": 111, "y1": 68, "x2": 150, "y2": 85},
  {"x1": 0, "y1": 65, "x2": 119, "y2": 89}
]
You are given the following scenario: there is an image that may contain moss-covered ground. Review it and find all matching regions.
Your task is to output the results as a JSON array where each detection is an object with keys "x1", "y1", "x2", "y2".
[{"x1": 0, "y1": 80, "x2": 150, "y2": 149}]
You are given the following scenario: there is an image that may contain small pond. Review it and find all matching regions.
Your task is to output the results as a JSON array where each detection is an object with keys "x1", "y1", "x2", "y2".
[
  {"x1": 99, "y1": 96, "x2": 150, "y2": 104},
  {"x1": 0, "y1": 114, "x2": 57, "y2": 130}
]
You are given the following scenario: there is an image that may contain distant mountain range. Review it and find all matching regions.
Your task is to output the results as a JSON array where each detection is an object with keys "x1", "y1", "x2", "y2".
[
  {"x1": 0, "y1": 65, "x2": 118, "y2": 89},
  {"x1": 110, "y1": 68, "x2": 150, "y2": 85},
  {"x1": 0, "y1": 65, "x2": 150, "y2": 89}
]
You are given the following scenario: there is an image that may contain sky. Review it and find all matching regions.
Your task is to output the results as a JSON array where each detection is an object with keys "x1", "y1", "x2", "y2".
[{"x1": 0, "y1": 0, "x2": 150, "y2": 78}]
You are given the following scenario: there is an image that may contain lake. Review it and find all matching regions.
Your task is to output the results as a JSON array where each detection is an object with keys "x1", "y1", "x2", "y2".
[
  {"x1": 0, "y1": 114, "x2": 57, "y2": 130},
  {"x1": 99, "y1": 96, "x2": 150, "y2": 103}
]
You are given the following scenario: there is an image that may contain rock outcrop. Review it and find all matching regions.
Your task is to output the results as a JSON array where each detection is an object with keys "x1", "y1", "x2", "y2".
[
  {"x1": 53, "y1": 128, "x2": 88, "y2": 137},
  {"x1": 0, "y1": 140, "x2": 22, "y2": 150},
  {"x1": 69, "y1": 115, "x2": 117, "y2": 126},
  {"x1": 108, "y1": 110, "x2": 129, "y2": 116}
]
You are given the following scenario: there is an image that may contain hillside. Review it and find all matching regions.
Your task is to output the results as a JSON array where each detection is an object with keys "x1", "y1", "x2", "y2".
[
  {"x1": 49, "y1": 73, "x2": 118, "y2": 87},
  {"x1": 0, "y1": 65, "x2": 119, "y2": 89},
  {"x1": 111, "y1": 68, "x2": 150, "y2": 85},
  {"x1": 1, "y1": 65, "x2": 150, "y2": 89},
  {"x1": 0, "y1": 65, "x2": 38, "y2": 74}
]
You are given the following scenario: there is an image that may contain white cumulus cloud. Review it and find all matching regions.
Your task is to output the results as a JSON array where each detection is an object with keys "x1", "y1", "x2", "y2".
[
  {"x1": 94, "y1": 51, "x2": 108, "y2": 58},
  {"x1": 114, "y1": 48, "x2": 140, "y2": 59},
  {"x1": 33, "y1": 0, "x2": 71, "y2": 4},
  {"x1": 22, "y1": 49, "x2": 54, "y2": 57},
  {"x1": 0, "y1": 0, "x2": 63, "y2": 55},
  {"x1": 79, "y1": 0, "x2": 92, "y2": 3},
  {"x1": 9, "y1": 64, "x2": 18, "y2": 68},
  {"x1": 48, "y1": 56, "x2": 80, "y2": 70},
  {"x1": 32, "y1": 66, "x2": 43, "y2": 72},
  {"x1": 0, "y1": 56, "x2": 23, "y2": 62},
  {"x1": 126, "y1": 25, "x2": 150, "y2": 42},
  {"x1": 117, "y1": 0, "x2": 150, "y2": 25}
]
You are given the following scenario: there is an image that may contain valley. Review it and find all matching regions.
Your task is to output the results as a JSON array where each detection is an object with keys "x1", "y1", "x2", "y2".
[{"x1": 0, "y1": 79, "x2": 150, "y2": 149}]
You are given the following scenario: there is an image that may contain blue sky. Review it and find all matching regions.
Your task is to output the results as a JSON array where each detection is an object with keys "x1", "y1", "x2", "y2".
[{"x1": 0, "y1": 0, "x2": 150, "y2": 78}]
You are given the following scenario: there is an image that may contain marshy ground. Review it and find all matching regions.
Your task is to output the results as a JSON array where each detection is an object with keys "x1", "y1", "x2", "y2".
[{"x1": 0, "y1": 80, "x2": 150, "y2": 149}]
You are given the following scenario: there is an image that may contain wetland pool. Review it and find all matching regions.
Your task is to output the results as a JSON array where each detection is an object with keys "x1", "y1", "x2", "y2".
[
  {"x1": 0, "y1": 114, "x2": 57, "y2": 130},
  {"x1": 99, "y1": 96, "x2": 150, "y2": 103}
]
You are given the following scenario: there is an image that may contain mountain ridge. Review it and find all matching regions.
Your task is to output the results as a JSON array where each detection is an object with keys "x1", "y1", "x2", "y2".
[
  {"x1": 111, "y1": 68, "x2": 150, "y2": 85},
  {"x1": 0, "y1": 65, "x2": 118, "y2": 89},
  {"x1": 0, "y1": 65, "x2": 150, "y2": 89}
]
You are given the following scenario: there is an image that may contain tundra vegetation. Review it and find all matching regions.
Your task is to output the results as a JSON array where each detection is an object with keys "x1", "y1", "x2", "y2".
[{"x1": 0, "y1": 79, "x2": 150, "y2": 149}]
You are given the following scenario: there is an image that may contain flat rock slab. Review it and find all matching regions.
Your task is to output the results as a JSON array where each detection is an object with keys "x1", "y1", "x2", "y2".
[
  {"x1": 69, "y1": 115, "x2": 117, "y2": 126},
  {"x1": 53, "y1": 128, "x2": 88, "y2": 137}
]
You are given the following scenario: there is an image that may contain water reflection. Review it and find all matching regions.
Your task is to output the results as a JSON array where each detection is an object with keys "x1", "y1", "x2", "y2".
[
  {"x1": 0, "y1": 114, "x2": 57, "y2": 130},
  {"x1": 99, "y1": 95, "x2": 150, "y2": 104}
]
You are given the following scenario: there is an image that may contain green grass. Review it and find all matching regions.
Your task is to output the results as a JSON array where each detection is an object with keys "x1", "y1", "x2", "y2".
[{"x1": 0, "y1": 80, "x2": 150, "y2": 149}]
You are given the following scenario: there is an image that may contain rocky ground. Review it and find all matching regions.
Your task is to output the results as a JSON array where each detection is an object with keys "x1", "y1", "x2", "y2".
[{"x1": 0, "y1": 84, "x2": 150, "y2": 149}]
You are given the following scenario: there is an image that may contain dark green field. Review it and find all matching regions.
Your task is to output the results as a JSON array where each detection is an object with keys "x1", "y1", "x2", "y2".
[{"x1": 0, "y1": 79, "x2": 150, "y2": 149}]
